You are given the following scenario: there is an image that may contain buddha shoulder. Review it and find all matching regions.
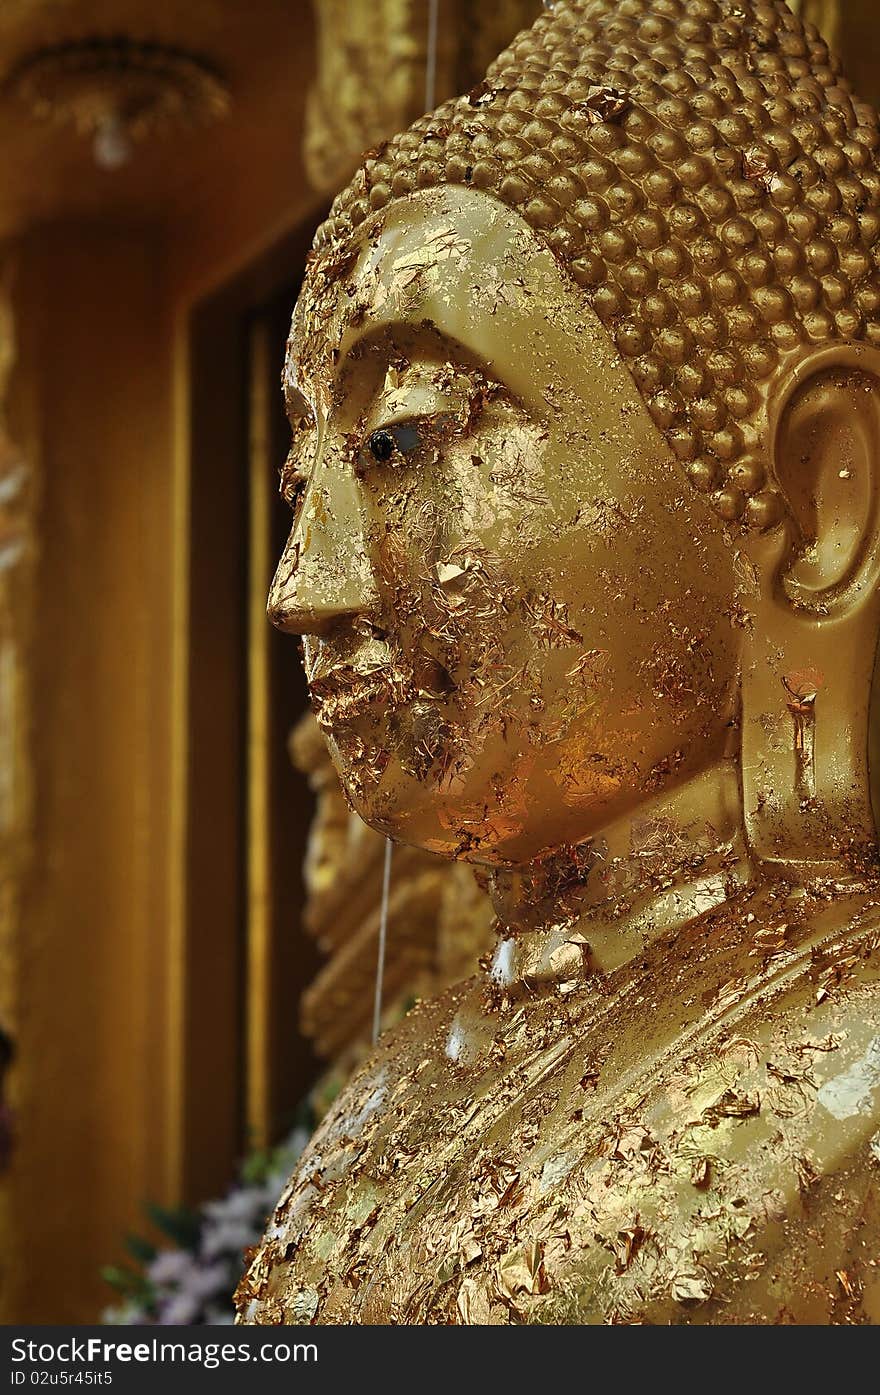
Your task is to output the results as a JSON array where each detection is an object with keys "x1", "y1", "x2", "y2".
[{"x1": 238, "y1": 884, "x2": 880, "y2": 1324}]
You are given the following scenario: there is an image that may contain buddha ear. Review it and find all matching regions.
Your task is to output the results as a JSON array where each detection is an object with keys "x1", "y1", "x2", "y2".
[{"x1": 771, "y1": 345, "x2": 880, "y2": 614}]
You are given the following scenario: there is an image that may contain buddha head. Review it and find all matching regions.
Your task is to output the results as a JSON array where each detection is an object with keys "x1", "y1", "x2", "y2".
[{"x1": 269, "y1": 0, "x2": 880, "y2": 877}]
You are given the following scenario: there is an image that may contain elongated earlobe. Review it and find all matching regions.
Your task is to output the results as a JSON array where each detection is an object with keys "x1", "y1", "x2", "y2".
[
  {"x1": 771, "y1": 346, "x2": 880, "y2": 614},
  {"x1": 740, "y1": 345, "x2": 880, "y2": 872}
]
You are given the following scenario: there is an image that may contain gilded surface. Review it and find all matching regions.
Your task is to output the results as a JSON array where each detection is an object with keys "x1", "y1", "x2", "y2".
[
  {"x1": 317, "y1": 0, "x2": 880, "y2": 532},
  {"x1": 241, "y1": 0, "x2": 880, "y2": 1324},
  {"x1": 291, "y1": 712, "x2": 493, "y2": 1059},
  {"x1": 242, "y1": 883, "x2": 880, "y2": 1323}
]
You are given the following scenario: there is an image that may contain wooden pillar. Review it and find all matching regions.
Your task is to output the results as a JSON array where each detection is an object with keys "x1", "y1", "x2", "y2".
[{"x1": 2, "y1": 226, "x2": 175, "y2": 1322}]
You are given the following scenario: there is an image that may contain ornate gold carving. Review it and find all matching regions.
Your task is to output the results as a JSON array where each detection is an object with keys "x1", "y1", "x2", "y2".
[
  {"x1": 7, "y1": 37, "x2": 229, "y2": 163},
  {"x1": 304, "y1": 0, "x2": 540, "y2": 195}
]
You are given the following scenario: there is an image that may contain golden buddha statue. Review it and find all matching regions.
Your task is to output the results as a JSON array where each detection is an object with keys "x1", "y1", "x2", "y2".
[{"x1": 237, "y1": 0, "x2": 880, "y2": 1324}]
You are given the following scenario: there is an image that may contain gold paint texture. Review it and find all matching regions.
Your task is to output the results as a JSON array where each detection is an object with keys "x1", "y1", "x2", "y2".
[{"x1": 240, "y1": 0, "x2": 880, "y2": 1324}]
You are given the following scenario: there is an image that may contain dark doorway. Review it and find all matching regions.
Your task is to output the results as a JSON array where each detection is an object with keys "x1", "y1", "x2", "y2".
[{"x1": 183, "y1": 214, "x2": 324, "y2": 1202}]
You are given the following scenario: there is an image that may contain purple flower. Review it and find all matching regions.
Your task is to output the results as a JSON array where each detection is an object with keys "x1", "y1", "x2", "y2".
[
  {"x1": 158, "y1": 1290, "x2": 202, "y2": 1327},
  {"x1": 146, "y1": 1250, "x2": 197, "y2": 1287},
  {"x1": 201, "y1": 1218, "x2": 260, "y2": 1262}
]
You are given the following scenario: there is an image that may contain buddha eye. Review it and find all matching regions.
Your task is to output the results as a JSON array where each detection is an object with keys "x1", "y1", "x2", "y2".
[
  {"x1": 287, "y1": 473, "x2": 306, "y2": 506},
  {"x1": 279, "y1": 446, "x2": 308, "y2": 519},
  {"x1": 280, "y1": 474, "x2": 307, "y2": 527},
  {"x1": 368, "y1": 429, "x2": 395, "y2": 462},
  {"x1": 280, "y1": 412, "x2": 316, "y2": 517},
  {"x1": 364, "y1": 421, "x2": 423, "y2": 466}
]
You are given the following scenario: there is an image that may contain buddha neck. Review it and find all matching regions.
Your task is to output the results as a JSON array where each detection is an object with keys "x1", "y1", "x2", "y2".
[{"x1": 486, "y1": 761, "x2": 752, "y2": 989}]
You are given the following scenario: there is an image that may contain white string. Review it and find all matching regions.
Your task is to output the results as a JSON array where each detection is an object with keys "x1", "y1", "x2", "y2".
[
  {"x1": 371, "y1": 0, "x2": 439, "y2": 1049},
  {"x1": 425, "y1": 0, "x2": 440, "y2": 112},
  {"x1": 372, "y1": 837, "x2": 393, "y2": 1045}
]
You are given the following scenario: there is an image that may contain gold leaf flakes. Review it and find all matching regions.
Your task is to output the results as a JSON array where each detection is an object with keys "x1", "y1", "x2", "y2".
[
  {"x1": 457, "y1": 1277, "x2": 493, "y2": 1324},
  {"x1": 704, "y1": 977, "x2": 747, "y2": 1012},
  {"x1": 496, "y1": 1240, "x2": 548, "y2": 1298},
  {"x1": 743, "y1": 147, "x2": 774, "y2": 190},
  {"x1": 797, "y1": 1033, "x2": 843, "y2": 1054},
  {"x1": 522, "y1": 592, "x2": 584, "y2": 649},
  {"x1": 702, "y1": 1089, "x2": 761, "y2": 1126},
  {"x1": 289, "y1": 1287, "x2": 320, "y2": 1322},
  {"x1": 436, "y1": 561, "x2": 468, "y2": 587},
  {"x1": 671, "y1": 1269, "x2": 713, "y2": 1305},
  {"x1": 751, "y1": 922, "x2": 791, "y2": 954},
  {"x1": 575, "y1": 85, "x2": 630, "y2": 123},
  {"x1": 837, "y1": 1269, "x2": 860, "y2": 1299},
  {"x1": 690, "y1": 1156, "x2": 712, "y2": 1190},
  {"x1": 794, "y1": 1154, "x2": 820, "y2": 1192},
  {"x1": 460, "y1": 1236, "x2": 483, "y2": 1266},
  {"x1": 612, "y1": 1223, "x2": 647, "y2": 1274}
]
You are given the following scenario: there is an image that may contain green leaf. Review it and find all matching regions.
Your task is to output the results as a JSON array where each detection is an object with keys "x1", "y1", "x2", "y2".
[
  {"x1": 100, "y1": 1264, "x2": 151, "y2": 1299},
  {"x1": 124, "y1": 1233, "x2": 157, "y2": 1267},
  {"x1": 240, "y1": 1149, "x2": 273, "y2": 1186},
  {"x1": 145, "y1": 1202, "x2": 201, "y2": 1251}
]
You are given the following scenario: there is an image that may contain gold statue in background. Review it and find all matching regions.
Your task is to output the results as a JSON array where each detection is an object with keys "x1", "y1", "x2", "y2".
[{"x1": 238, "y1": 0, "x2": 880, "y2": 1323}]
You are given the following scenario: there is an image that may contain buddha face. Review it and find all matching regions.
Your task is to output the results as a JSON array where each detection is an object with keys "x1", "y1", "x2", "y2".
[{"x1": 270, "y1": 187, "x2": 748, "y2": 863}]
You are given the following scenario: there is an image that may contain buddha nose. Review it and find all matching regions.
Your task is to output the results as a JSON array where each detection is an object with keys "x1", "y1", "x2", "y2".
[{"x1": 267, "y1": 447, "x2": 378, "y2": 636}]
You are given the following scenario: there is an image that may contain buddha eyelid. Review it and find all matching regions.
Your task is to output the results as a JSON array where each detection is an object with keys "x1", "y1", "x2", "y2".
[
  {"x1": 370, "y1": 407, "x2": 443, "y2": 434},
  {"x1": 367, "y1": 381, "x2": 475, "y2": 432},
  {"x1": 365, "y1": 410, "x2": 459, "y2": 451}
]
